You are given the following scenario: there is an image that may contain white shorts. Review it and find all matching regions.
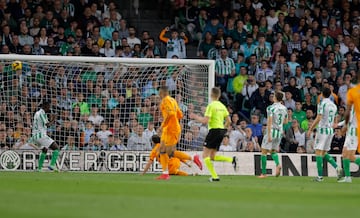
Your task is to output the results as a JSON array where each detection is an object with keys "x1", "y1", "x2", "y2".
[
  {"x1": 344, "y1": 134, "x2": 358, "y2": 151},
  {"x1": 261, "y1": 133, "x2": 282, "y2": 150},
  {"x1": 33, "y1": 135, "x2": 55, "y2": 148},
  {"x1": 314, "y1": 132, "x2": 333, "y2": 151}
]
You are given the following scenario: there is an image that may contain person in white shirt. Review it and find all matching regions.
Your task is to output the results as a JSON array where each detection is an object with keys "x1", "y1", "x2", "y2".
[
  {"x1": 338, "y1": 73, "x2": 354, "y2": 106},
  {"x1": 100, "y1": 39, "x2": 115, "y2": 57},
  {"x1": 127, "y1": 125, "x2": 152, "y2": 150},
  {"x1": 88, "y1": 107, "x2": 104, "y2": 126},
  {"x1": 96, "y1": 123, "x2": 113, "y2": 146},
  {"x1": 143, "y1": 122, "x2": 157, "y2": 142},
  {"x1": 219, "y1": 135, "x2": 236, "y2": 152},
  {"x1": 266, "y1": 8, "x2": 278, "y2": 31},
  {"x1": 127, "y1": 26, "x2": 141, "y2": 49}
]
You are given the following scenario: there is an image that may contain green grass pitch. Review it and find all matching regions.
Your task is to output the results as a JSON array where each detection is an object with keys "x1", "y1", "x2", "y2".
[{"x1": 0, "y1": 172, "x2": 359, "y2": 218}]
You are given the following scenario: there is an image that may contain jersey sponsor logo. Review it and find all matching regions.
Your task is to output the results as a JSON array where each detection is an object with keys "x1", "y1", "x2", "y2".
[{"x1": 0, "y1": 150, "x2": 21, "y2": 170}]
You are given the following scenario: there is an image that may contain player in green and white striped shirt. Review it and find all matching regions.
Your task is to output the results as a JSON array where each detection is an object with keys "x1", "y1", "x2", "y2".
[
  {"x1": 338, "y1": 106, "x2": 359, "y2": 183},
  {"x1": 307, "y1": 88, "x2": 342, "y2": 182},
  {"x1": 259, "y1": 92, "x2": 288, "y2": 178},
  {"x1": 31, "y1": 101, "x2": 60, "y2": 172}
]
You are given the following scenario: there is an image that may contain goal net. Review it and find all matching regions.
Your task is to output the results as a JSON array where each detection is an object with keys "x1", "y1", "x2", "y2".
[{"x1": 0, "y1": 55, "x2": 214, "y2": 152}]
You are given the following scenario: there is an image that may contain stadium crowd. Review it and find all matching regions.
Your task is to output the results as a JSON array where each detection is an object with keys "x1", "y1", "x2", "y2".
[{"x1": 0, "y1": 0, "x2": 359, "y2": 154}]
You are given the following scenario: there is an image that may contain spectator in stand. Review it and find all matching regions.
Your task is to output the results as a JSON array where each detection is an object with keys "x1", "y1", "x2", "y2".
[
  {"x1": 198, "y1": 31, "x2": 214, "y2": 58},
  {"x1": 255, "y1": 60, "x2": 273, "y2": 83},
  {"x1": 219, "y1": 135, "x2": 236, "y2": 152},
  {"x1": 32, "y1": 36, "x2": 45, "y2": 55},
  {"x1": 19, "y1": 26, "x2": 34, "y2": 46},
  {"x1": 100, "y1": 18, "x2": 114, "y2": 41},
  {"x1": 284, "y1": 91, "x2": 296, "y2": 111},
  {"x1": 292, "y1": 101, "x2": 306, "y2": 124},
  {"x1": 202, "y1": 16, "x2": 224, "y2": 38},
  {"x1": 301, "y1": 109, "x2": 314, "y2": 132},
  {"x1": 127, "y1": 125, "x2": 151, "y2": 151},
  {"x1": 207, "y1": 37, "x2": 221, "y2": 60},
  {"x1": 254, "y1": 33, "x2": 271, "y2": 63},
  {"x1": 88, "y1": 107, "x2": 104, "y2": 126},
  {"x1": 329, "y1": 128, "x2": 344, "y2": 154},
  {"x1": 100, "y1": 39, "x2": 115, "y2": 57},
  {"x1": 215, "y1": 48, "x2": 235, "y2": 92},
  {"x1": 43, "y1": 37, "x2": 59, "y2": 55},
  {"x1": 126, "y1": 26, "x2": 141, "y2": 49},
  {"x1": 284, "y1": 119, "x2": 305, "y2": 153},
  {"x1": 249, "y1": 82, "x2": 270, "y2": 116},
  {"x1": 159, "y1": 27, "x2": 188, "y2": 59},
  {"x1": 118, "y1": 19, "x2": 129, "y2": 39},
  {"x1": 246, "y1": 113, "x2": 262, "y2": 143}
]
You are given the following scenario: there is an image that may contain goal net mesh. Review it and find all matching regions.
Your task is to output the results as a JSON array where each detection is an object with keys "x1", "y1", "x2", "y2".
[{"x1": 0, "y1": 58, "x2": 211, "y2": 151}]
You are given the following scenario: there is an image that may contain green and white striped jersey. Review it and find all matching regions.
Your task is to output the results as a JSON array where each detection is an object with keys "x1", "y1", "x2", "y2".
[
  {"x1": 317, "y1": 98, "x2": 337, "y2": 129},
  {"x1": 267, "y1": 102, "x2": 288, "y2": 137},
  {"x1": 215, "y1": 57, "x2": 235, "y2": 75},
  {"x1": 348, "y1": 106, "x2": 357, "y2": 136},
  {"x1": 32, "y1": 109, "x2": 49, "y2": 138}
]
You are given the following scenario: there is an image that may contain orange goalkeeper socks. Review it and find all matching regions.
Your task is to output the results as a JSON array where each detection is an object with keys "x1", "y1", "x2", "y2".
[
  {"x1": 176, "y1": 170, "x2": 188, "y2": 176},
  {"x1": 173, "y1": 151, "x2": 191, "y2": 161},
  {"x1": 159, "y1": 153, "x2": 169, "y2": 174}
]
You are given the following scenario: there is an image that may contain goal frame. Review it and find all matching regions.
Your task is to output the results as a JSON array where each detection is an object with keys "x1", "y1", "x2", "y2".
[{"x1": 0, "y1": 54, "x2": 215, "y2": 103}]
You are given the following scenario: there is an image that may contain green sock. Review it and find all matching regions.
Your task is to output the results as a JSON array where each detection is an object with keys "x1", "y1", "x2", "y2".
[
  {"x1": 324, "y1": 153, "x2": 338, "y2": 169},
  {"x1": 316, "y1": 156, "x2": 323, "y2": 177},
  {"x1": 261, "y1": 155, "x2": 267, "y2": 175},
  {"x1": 343, "y1": 158, "x2": 351, "y2": 177},
  {"x1": 50, "y1": 150, "x2": 59, "y2": 167},
  {"x1": 271, "y1": 152, "x2": 280, "y2": 166},
  {"x1": 214, "y1": 155, "x2": 232, "y2": 162},
  {"x1": 38, "y1": 152, "x2": 46, "y2": 170},
  {"x1": 204, "y1": 157, "x2": 218, "y2": 179},
  {"x1": 355, "y1": 158, "x2": 360, "y2": 166}
]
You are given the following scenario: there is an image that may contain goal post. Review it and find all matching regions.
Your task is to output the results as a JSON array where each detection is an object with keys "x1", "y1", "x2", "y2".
[{"x1": 0, "y1": 54, "x2": 215, "y2": 151}]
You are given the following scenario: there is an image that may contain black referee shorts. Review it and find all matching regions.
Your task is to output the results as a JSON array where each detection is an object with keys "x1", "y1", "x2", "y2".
[{"x1": 203, "y1": 129, "x2": 227, "y2": 151}]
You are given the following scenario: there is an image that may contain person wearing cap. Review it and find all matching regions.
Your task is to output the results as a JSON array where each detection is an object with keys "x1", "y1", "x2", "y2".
[{"x1": 159, "y1": 26, "x2": 188, "y2": 59}]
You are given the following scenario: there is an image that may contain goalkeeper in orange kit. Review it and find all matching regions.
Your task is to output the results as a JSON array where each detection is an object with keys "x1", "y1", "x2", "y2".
[
  {"x1": 157, "y1": 86, "x2": 202, "y2": 180},
  {"x1": 141, "y1": 135, "x2": 202, "y2": 176}
]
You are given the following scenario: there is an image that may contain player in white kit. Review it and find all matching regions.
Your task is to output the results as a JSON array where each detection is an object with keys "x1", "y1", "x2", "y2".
[
  {"x1": 307, "y1": 88, "x2": 342, "y2": 182},
  {"x1": 31, "y1": 101, "x2": 60, "y2": 171},
  {"x1": 259, "y1": 92, "x2": 288, "y2": 178},
  {"x1": 338, "y1": 106, "x2": 360, "y2": 183}
]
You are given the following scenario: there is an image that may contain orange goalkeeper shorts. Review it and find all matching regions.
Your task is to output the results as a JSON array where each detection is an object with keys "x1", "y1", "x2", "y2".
[{"x1": 161, "y1": 130, "x2": 180, "y2": 146}]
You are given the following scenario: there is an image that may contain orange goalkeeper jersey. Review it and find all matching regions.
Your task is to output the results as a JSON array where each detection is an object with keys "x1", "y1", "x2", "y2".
[
  {"x1": 346, "y1": 84, "x2": 360, "y2": 152},
  {"x1": 160, "y1": 95, "x2": 183, "y2": 133}
]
